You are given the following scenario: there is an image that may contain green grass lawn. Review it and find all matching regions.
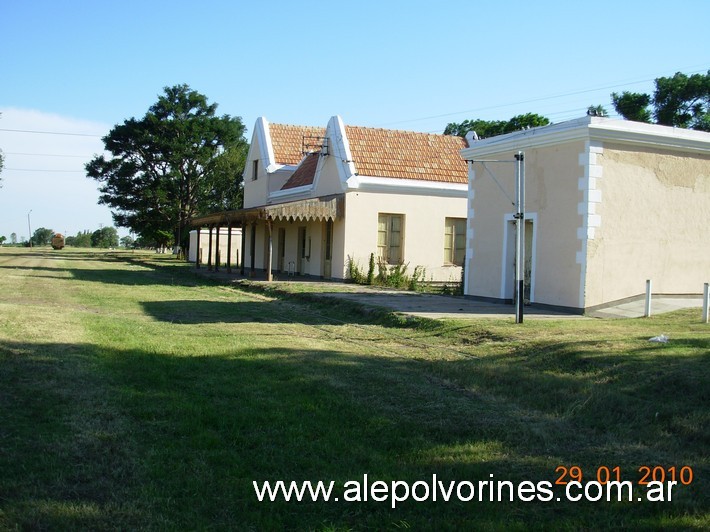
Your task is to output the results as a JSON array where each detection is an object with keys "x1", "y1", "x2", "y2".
[{"x1": 0, "y1": 248, "x2": 708, "y2": 530}]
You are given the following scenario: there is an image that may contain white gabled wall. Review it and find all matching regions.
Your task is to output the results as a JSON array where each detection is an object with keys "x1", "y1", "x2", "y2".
[{"x1": 243, "y1": 117, "x2": 273, "y2": 208}]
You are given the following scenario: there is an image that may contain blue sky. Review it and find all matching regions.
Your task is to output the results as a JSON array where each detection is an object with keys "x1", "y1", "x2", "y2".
[{"x1": 1, "y1": 0, "x2": 708, "y2": 240}]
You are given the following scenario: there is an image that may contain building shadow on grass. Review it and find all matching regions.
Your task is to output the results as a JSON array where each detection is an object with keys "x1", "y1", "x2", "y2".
[
  {"x1": 140, "y1": 299, "x2": 346, "y2": 325},
  {"x1": 1, "y1": 335, "x2": 708, "y2": 529}
]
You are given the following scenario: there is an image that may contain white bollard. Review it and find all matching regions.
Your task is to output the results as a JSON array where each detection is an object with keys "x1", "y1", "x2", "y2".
[
  {"x1": 644, "y1": 279, "x2": 652, "y2": 318},
  {"x1": 703, "y1": 283, "x2": 709, "y2": 324}
]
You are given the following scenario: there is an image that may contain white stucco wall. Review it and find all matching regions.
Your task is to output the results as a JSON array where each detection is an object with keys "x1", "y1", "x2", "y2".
[{"x1": 243, "y1": 122, "x2": 270, "y2": 208}]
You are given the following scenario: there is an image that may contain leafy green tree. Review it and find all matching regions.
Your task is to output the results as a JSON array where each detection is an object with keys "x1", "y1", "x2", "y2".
[
  {"x1": 0, "y1": 236, "x2": 6, "y2": 246},
  {"x1": 611, "y1": 91, "x2": 652, "y2": 123},
  {"x1": 31, "y1": 227, "x2": 54, "y2": 246},
  {"x1": 587, "y1": 105, "x2": 608, "y2": 117},
  {"x1": 91, "y1": 227, "x2": 119, "y2": 248},
  {"x1": 86, "y1": 84, "x2": 248, "y2": 252},
  {"x1": 612, "y1": 70, "x2": 709, "y2": 131},
  {"x1": 67, "y1": 230, "x2": 92, "y2": 247},
  {"x1": 120, "y1": 235, "x2": 135, "y2": 248},
  {"x1": 135, "y1": 230, "x2": 173, "y2": 249},
  {"x1": 445, "y1": 113, "x2": 550, "y2": 139}
]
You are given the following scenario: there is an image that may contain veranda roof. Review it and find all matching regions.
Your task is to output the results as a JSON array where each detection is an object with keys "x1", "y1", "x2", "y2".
[{"x1": 190, "y1": 194, "x2": 344, "y2": 227}]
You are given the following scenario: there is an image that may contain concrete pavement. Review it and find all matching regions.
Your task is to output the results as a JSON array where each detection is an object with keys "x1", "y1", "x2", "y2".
[{"x1": 195, "y1": 267, "x2": 705, "y2": 321}]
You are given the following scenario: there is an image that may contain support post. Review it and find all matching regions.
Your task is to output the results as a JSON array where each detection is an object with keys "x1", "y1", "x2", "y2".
[
  {"x1": 240, "y1": 224, "x2": 246, "y2": 276},
  {"x1": 266, "y1": 219, "x2": 273, "y2": 282},
  {"x1": 703, "y1": 283, "x2": 709, "y2": 324},
  {"x1": 214, "y1": 223, "x2": 221, "y2": 272},
  {"x1": 644, "y1": 279, "x2": 652, "y2": 318},
  {"x1": 514, "y1": 151, "x2": 525, "y2": 324},
  {"x1": 207, "y1": 225, "x2": 213, "y2": 271},
  {"x1": 226, "y1": 222, "x2": 232, "y2": 274},
  {"x1": 195, "y1": 228, "x2": 201, "y2": 268},
  {"x1": 250, "y1": 222, "x2": 256, "y2": 276}
]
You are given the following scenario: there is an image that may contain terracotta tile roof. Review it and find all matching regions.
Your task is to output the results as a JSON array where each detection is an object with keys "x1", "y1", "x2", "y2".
[
  {"x1": 269, "y1": 123, "x2": 326, "y2": 166},
  {"x1": 345, "y1": 126, "x2": 468, "y2": 184},
  {"x1": 281, "y1": 152, "x2": 320, "y2": 190}
]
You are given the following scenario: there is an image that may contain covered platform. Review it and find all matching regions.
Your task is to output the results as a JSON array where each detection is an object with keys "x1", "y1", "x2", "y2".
[{"x1": 190, "y1": 194, "x2": 344, "y2": 280}]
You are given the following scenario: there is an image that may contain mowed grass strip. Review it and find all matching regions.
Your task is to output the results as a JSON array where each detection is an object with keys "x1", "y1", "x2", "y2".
[{"x1": 0, "y1": 248, "x2": 708, "y2": 530}]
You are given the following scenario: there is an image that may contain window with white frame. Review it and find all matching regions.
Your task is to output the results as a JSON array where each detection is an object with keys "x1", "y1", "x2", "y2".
[
  {"x1": 377, "y1": 213, "x2": 403, "y2": 264},
  {"x1": 444, "y1": 217, "x2": 466, "y2": 266}
]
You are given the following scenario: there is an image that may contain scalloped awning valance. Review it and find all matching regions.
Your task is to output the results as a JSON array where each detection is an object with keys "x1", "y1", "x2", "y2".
[{"x1": 190, "y1": 194, "x2": 344, "y2": 227}]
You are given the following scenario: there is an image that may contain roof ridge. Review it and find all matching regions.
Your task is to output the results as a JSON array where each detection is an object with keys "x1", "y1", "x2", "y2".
[
  {"x1": 344, "y1": 124, "x2": 462, "y2": 139},
  {"x1": 269, "y1": 122, "x2": 325, "y2": 130}
]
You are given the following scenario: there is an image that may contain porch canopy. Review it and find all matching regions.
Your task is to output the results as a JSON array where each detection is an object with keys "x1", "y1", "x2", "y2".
[
  {"x1": 190, "y1": 194, "x2": 344, "y2": 280},
  {"x1": 190, "y1": 194, "x2": 344, "y2": 227}
]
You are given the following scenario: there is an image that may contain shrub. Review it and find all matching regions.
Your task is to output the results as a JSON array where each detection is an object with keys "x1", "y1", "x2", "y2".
[
  {"x1": 408, "y1": 265, "x2": 426, "y2": 291},
  {"x1": 347, "y1": 255, "x2": 366, "y2": 284}
]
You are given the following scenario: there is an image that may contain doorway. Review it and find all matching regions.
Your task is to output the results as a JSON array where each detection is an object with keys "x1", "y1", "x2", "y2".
[
  {"x1": 503, "y1": 216, "x2": 535, "y2": 303},
  {"x1": 297, "y1": 226, "x2": 307, "y2": 275},
  {"x1": 277, "y1": 227, "x2": 286, "y2": 273},
  {"x1": 323, "y1": 220, "x2": 333, "y2": 279}
]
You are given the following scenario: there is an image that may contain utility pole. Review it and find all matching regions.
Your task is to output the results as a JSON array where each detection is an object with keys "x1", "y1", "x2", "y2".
[
  {"x1": 468, "y1": 152, "x2": 527, "y2": 324},
  {"x1": 514, "y1": 152, "x2": 525, "y2": 324},
  {"x1": 27, "y1": 210, "x2": 33, "y2": 249}
]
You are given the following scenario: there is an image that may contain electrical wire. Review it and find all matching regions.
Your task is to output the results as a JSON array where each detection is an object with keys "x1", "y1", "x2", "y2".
[
  {"x1": 375, "y1": 66, "x2": 708, "y2": 129},
  {"x1": 4, "y1": 168, "x2": 85, "y2": 173},
  {"x1": 0, "y1": 128, "x2": 102, "y2": 138},
  {"x1": 1, "y1": 65, "x2": 706, "y2": 171},
  {"x1": 5, "y1": 151, "x2": 91, "y2": 158}
]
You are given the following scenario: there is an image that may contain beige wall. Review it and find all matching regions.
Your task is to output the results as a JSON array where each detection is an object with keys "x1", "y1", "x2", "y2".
[
  {"x1": 343, "y1": 191, "x2": 467, "y2": 282},
  {"x1": 466, "y1": 141, "x2": 587, "y2": 309},
  {"x1": 585, "y1": 144, "x2": 710, "y2": 306},
  {"x1": 241, "y1": 219, "x2": 339, "y2": 278},
  {"x1": 189, "y1": 229, "x2": 242, "y2": 265},
  {"x1": 466, "y1": 133, "x2": 710, "y2": 311}
]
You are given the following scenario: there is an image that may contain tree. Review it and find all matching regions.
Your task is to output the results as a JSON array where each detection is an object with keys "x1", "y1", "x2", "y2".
[
  {"x1": 611, "y1": 91, "x2": 652, "y2": 123},
  {"x1": 31, "y1": 227, "x2": 54, "y2": 246},
  {"x1": 587, "y1": 105, "x2": 608, "y2": 117},
  {"x1": 612, "y1": 70, "x2": 709, "y2": 131},
  {"x1": 10, "y1": 233, "x2": 17, "y2": 244},
  {"x1": 0, "y1": 236, "x2": 6, "y2": 246},
  {"x1": 120, "y1": 235, "x2": 135, "y2": 248},
  {"x1": 444, "y1": 113, "x2": 550, "y2": 139},
  {"x1": 86, "y1": 84, "x2": 248, "y2": 252},
  {"x1": 66, "y1": 230, "x2": 92, "y2": 247},
  {"x1": 91, "y1": 227, "x2": 119, "y2": 248}
]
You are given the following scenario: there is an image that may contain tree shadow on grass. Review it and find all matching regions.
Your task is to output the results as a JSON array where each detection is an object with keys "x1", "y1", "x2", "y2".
[
  {"x1": 0, "y1": 264, "x2": 202, "y2": 287},
  {"x1": 2, "y1": 335, "x2": 708, "y2": 529}
]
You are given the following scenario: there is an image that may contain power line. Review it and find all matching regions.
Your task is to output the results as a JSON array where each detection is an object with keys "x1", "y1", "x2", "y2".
[
  {"x1": 5, "y1": 151, "x2": 92, "y2": 158},
  {"x1": 5, "y1": 168, "x2": 86, "y2": 173},
  {"x1": 0, "y1": 127, "x2": 102, "y2": 138},
  {"x1": 376, "y1": 66, "x2": 708, "y2": 128}
]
